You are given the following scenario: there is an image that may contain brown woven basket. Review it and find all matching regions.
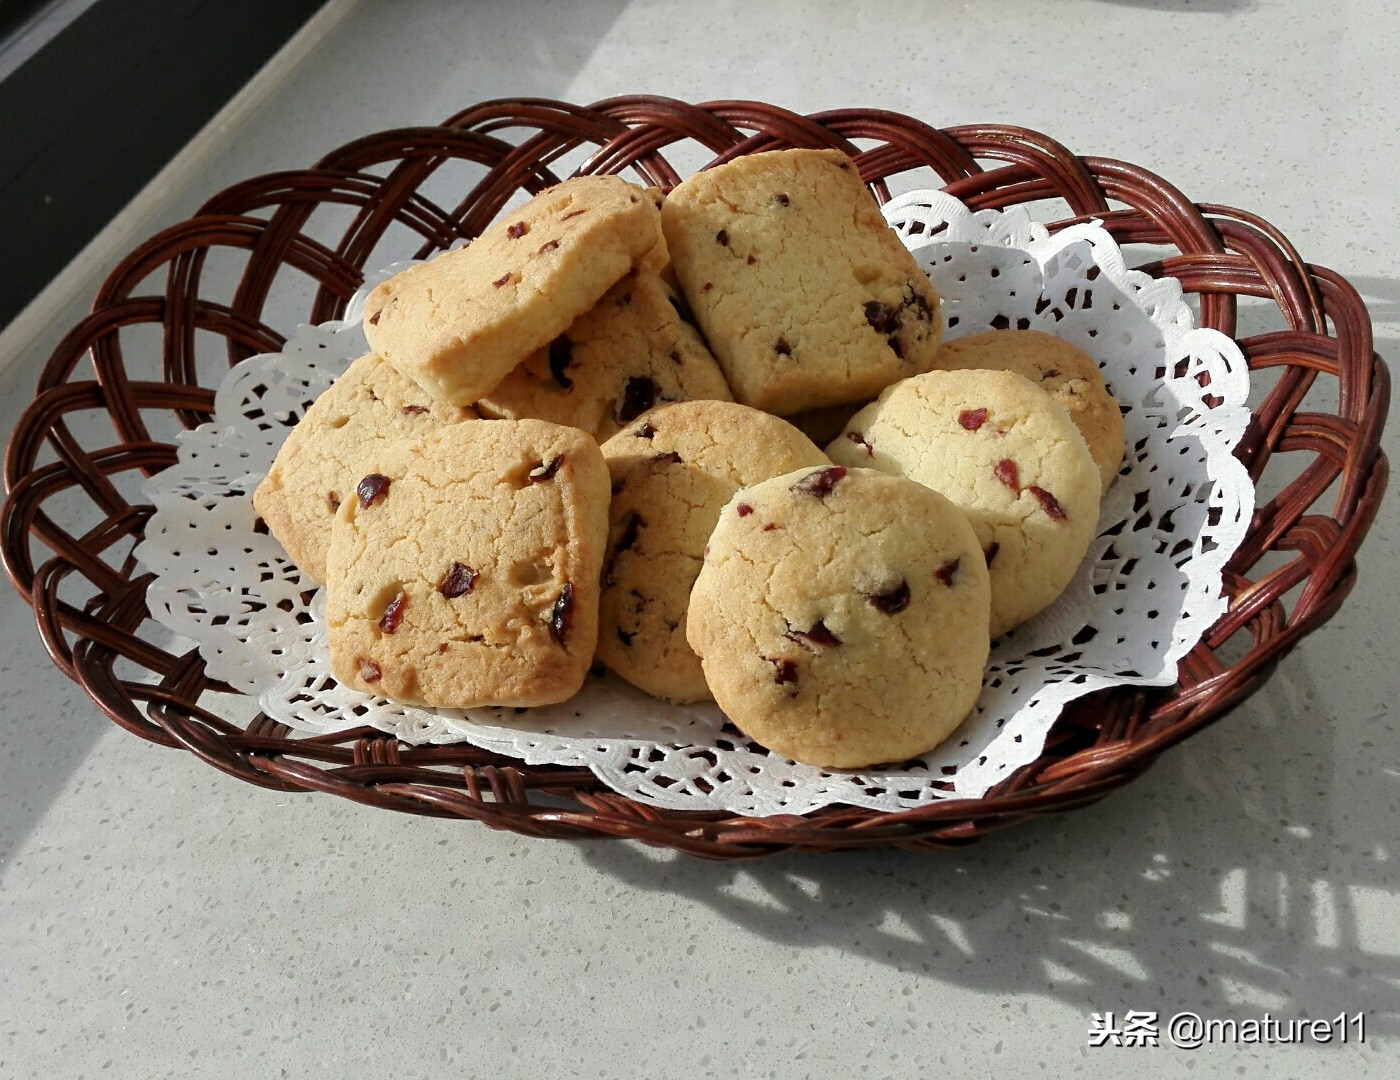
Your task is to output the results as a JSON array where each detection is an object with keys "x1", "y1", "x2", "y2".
[{"x1": 2, "y1": 97, "x2": 1388, "y2": 857}]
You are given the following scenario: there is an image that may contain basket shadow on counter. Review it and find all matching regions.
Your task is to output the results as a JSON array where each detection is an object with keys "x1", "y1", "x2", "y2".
[{"x1": 578, "y1": 656, "x2": 1400, "y2": 1038}]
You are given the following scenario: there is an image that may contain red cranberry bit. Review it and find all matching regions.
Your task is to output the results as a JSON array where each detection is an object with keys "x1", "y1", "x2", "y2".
[
  {"x1": 774, "y1": 337, "x2": 792, "y2": 357},
  {"x1": 545, "y1": 335, "x2": 573, "y2": 388},
  {"x1": 1041, "y1": 368, "x2": 1061, "y2": 380},
  {"x1": 773, "y1": 192, "x2": 790, "y2": 206},
  {"x1": 356, "y1": 473, "x2": 390, "y2": 508},
  {"x1": 958, "y1": 408, "x2": 988, "y2": 432},
  {"x1": 615, "y1": 512, "x2": 644, "y2": 553},
  {"x1": 537, "y1": 239, "x2": 560, "y2": 254},
  {"x1": 701, "y1": 282, "x2": 714, "y2": 293},
  {"x1": 379, "y1": 590, "x2": 408, "y2": 634},
  {"x1": 847, "y1": 431, "x2": 874, "y2": 457},
  {"x1": 439, "y1": 562, "x2": 478, "y2": 598},
  {"x1": 746, "y1": 255, "x2": 757, "y2": 265},
  {"x1": 437, "y1": 643, "x2": 449, "y2": 654},
  {"x1": 994, "y1": 459, "x2": 1020, "y2": 492},
  {"x1": 864, "y1": 300, "x2": 900, "y2": 335},
  {"x1": 326, "y1": 491, "x2": 341, "y2": 512},
  {"x1": 529, "y1": 456, "x2": 564, "y2": 483},
  {"x1": 401, "y1": 404, "x2": 429, "y2": 415},
  {"x1": 934, "y1": 558, "x2": 960, "y2": 587},
  {"x1": 768, "y1": 657, "x2": 799, "y2": 685},
  {"x1": 984, "y1": 542, "x2": 1001, "y2": 567},
  {"x1": 789, "y1": 466, "x2": 847, "y2": 499},
  {"x1": 635, "y1": 422, "x2": 656, "y2": 440},
  {"x1": 715, "y1": 229, "x2": 729, "y2": 246},
  {"x1": 785, "y1": 620, "x2": 841, "y2": 650},
  {"x1": 549, "y1": 583, "x2": 575, "y2": 646},
  {"x1": 367, "y1": 310, "x2": 381, "y2": 326},
  {"x1": 1028, "y1": 485, "x2": 1067, "y2": 521},
  {"x1": 359, "y1": 658, "x2": 382, "y2": 683},
  {"x1": 736, "y1": 503, "x2": 754, "y2": 518},
  {"x1": 866, "y1": 580, "x2": 911, "y2": 614},
  {"x1": 492, "y1": 272, "x2": 512, "y2": 288},
  {"x1": 616, "y1": 376, "x2": 657, "y2": 423},
  {"x1": 506, "y1": 221, "x2": 529, "y2": 239}
]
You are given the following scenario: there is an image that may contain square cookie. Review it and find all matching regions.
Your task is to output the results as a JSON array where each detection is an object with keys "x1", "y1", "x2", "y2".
[{"x1": 324, "y1": 419, "x2": 609, "y2": 709}]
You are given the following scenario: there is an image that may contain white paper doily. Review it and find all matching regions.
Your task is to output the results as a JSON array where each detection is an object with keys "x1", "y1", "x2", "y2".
[{"x1": 135, "y1": 191, "x2": 1253, "y2": 816}]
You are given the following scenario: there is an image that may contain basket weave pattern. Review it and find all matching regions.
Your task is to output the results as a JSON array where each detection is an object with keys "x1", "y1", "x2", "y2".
[{"x1": 2, "y1": 98, "x2": 1388, "y2": 857}]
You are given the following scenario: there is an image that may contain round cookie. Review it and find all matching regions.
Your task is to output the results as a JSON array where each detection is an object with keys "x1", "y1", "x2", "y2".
[
  {"x1": 686, "y1": 465, "x2": 990, "y2": 769},
  {"x1": 934, "y1": 329, "x2": 1124, "y2": 492},
  {"x1": 596, "y1": 401, "x2": 829, "y2": 703},
  {"x1": 827, "y1": 369, "x2": 1101, "y2": 638},
  {"x1": 363, "y1": 174, "x2": 661, "y2": 406}
]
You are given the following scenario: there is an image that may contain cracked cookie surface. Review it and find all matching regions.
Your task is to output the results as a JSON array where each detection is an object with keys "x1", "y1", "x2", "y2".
[
  {"x1": 596, "y1": 401, "x2": 829, "y2": 703},
  {"x1": 252, "y1": 352, "x2": 476, "y2": 583},
  {"x1": 686, "y1": 465, "x2": 990, "y2": 768},
  {"x1": 661, "y1": 148, "x2": 942, "y2": 415},
  {"x1": 477, "y1": 270, "x2": 733, "y2": 441},
  {"x1": 933, "y1": 329, "x2": 1124, "y2": 492},
  {"x1": 827, "y1": 368, "x2": 1102, "y2": 637},
  {"x1": 325, "y1": 419, "x2": 609, "y2": 708},
  {"x1": 362, "y1": 175, "x2": 661, "y2": 405}
]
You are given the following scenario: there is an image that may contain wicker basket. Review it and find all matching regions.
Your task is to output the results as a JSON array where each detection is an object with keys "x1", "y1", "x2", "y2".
[{"x1": 2, "y1": 98, "x2": 1388, "y2": 857}]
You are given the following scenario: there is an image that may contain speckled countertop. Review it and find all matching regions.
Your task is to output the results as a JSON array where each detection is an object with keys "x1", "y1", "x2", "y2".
[{"x1": 2, "y1": 2, "x2": 1397, "y2": 1077}]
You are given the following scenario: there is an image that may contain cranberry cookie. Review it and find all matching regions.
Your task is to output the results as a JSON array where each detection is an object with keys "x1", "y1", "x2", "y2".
[
  {"x1": 362, "y1": 175, "x2": 661, "y2": 405},
  {"x1": 596, "y1": 401, "x2": 829, "y2": 703},
  {"x1": 325, "y1": 419, "x2": 609, "y2": 708},
  {"x1": 827, "y1": 369, "x2": 1102, "y2": 638},
  {"x1": 661, "y1": 148, "x2": 942, "y2": 415},
  {"x1": 687, "y1": 465, "x2": 990, "y2": 769},
  {"x1": 252, "y1": 352, "x2": 476, "y2": 583}
]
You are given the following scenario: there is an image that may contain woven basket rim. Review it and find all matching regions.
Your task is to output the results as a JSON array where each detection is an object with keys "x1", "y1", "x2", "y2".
[{"x1": 1, "y1": 96, "x2": 1389, "y2": 857}]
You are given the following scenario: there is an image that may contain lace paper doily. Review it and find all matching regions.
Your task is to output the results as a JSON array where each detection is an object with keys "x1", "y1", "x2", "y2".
[{"x1": 136, "y1": 191, "x2": 1253, "y2": 815}]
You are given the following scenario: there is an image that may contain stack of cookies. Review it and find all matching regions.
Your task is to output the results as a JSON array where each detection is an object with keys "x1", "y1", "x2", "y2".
[{"x1": 253, "y1": 149, "x2": 1124, "y2": 771}]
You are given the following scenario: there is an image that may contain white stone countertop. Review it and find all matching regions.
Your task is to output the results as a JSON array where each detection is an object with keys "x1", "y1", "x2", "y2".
[{"x1": 2, "y1": 2, "x2": 1397, "y2": 1077}]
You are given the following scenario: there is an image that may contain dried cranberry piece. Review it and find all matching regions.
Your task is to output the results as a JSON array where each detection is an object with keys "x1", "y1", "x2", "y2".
[
  {"x1": 326, "y1": 491, "x2": 341, "y2": 512},
  {"x1": 356, "y1": 473, "x2": 390, "y2": 508},
  {"x1": 616, "y1": 376, "x2": 657, "y2": 423},
  {"x1": 1028, "y1": 486, "x2": 1067, "y2": 521},
  {"x1": 768, "y1": 657, "x2": 799, "y2": 685},
  {"x1": 492, "y1": 272, "x2": 512, "y2": 288},
  {"x1": 635, "y1": 422, "x2": 656, "y2": 440},
  {"x1": 549, "y1": 583, "x2": 575, "y2": 646},
  {"x1": 934, "y1": 558, "x2": 960, "y2": 587},
  {"x1": 547, "y1": 335, "x2": 573, "y2": 389},
  {"x1": 774, "y1": 337, "x2": 792, "y2": 357},
  {"x1": 864, "y1": 300, "x2": 900, "y2": 335},
  {"x1": 529, "y1": 456, "x2": 564, "y2": 482},
  {"x1": 537, "y1": 239, "x2": 560, "y2": 254},
  {"x1": 785, "y1": 620, "x2": 841, "y2": 650},
  {"x1": 401, "y1": 404, "x2": 429, "y2": 415},
  {"x1": 439, "y1": 562, "x2": 478, "y2": 598},
  {"x1": 736, "y1": 503, "x2": 754, "y2": 518},
  {"x1": 715, "y1": 229, "x2": 729, "y2": 246},
  {"x1": 789, "y1": 466, "x2": 847, "y2": 499},
  {"x1": 984, "y1": 542, "x2": 1001, "y2": 567},
  {"x1": 958, "y1": 408, "x2": 988, "y2": 432},
  {"x1": 359, "y1": 658, "x2": 382, "y2": 683},
  {"x1": 866, "y1": 580, "x2": 911, "y2": 614},
  {"x1": 746, "y1": 255, "x2": 757, "y2": 265},
  {"x1": 773, "y1": 192, "x2": 790, "y2": 206},
  {"x1": 847, "y1": 431, "x2": 874, "y2": 456},
  {"x1": 1041, "y1": 368, "x2": 1061, "y2": 380},
  {"x1": 379, "y1": 590, "x2": 408, "y2": 634},
  {"x1": 367, "y1": 311, "x2": 381, "y2": 326},
  {"x1": 615, "y1": 512, "x2": 643, "y2": 553},
  {"x1": 506, "y1": 221, "x2": 529, "y2": 239},
  {"x1": 994, "y1": 459, "x2": 1020, "y2": 492},
  {"x1": 701, "y1": 282, "x2": 714, "y2": 293}
]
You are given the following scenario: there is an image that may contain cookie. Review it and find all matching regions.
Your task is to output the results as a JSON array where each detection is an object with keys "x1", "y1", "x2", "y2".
[
  {"x1": 661, "y1": 148, "x2": 942, "y2": 415},
  {"x1": 827, "y1": 369, "x2": 1102, "y2": 638},
  {"x1": 596, "y1": 401, "x2": 830, "y2": 703},
  {"x1": 476, "y1": 270, "x2": 733, "y2": 441},
  {"x1": 934, "y1": 329, "x2": 1124, "y2": 491},
  {"x1": 362, "y1": 175, "x2": 662, "y2": 406},
  {"x1": 686, "y1": 465, "x2": 990, "y2": 769},
  {"x1": 252, "y1": 352, "x2": 476, "y2": 583},
  {"x1": 325, "y1": 419, "x2": 609, "y2": 708}
]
